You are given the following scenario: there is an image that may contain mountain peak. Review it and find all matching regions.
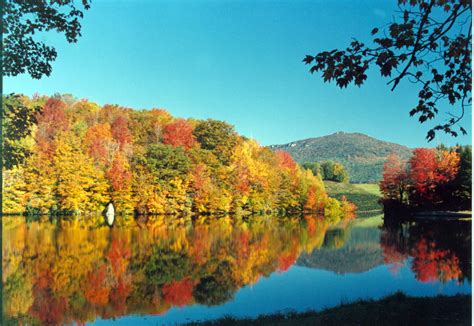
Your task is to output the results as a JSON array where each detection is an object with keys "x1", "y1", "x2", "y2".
[{"x1": 271, "y1": 132, "x2": 412, "y2": 183}]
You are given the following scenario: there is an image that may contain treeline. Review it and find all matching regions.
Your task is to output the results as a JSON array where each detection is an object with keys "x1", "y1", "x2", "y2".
[
  {"x1": 380, "y1": 146, "x2": 471, "y2": 211},
  {"x1": 2, "y1": 94, "x2": 355, "y2": 216},
  {"x1": 302, "y1": 161, "x2": 349, "y2": 183}
]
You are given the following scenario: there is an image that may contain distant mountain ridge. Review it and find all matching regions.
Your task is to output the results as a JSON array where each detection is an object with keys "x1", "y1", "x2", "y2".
[
  {"x1": 297, "y1": 226, "x2": 384, "y2": 274},
  {"x1": 270, "y1": 132, "x2": 413, "y2": 183}
]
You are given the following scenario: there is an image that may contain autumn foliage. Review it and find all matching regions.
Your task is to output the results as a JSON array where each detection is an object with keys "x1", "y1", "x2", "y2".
[
  {"x1": 162, "y1": 278, "x2": 194, "y2": 307},
  {"x1": 107, "y1": 153, "x2": 132, "y2": 191},
  {"x1": 411, "y1": 239, "x2": 462, "y2": 283},
  {"x1": 380, "y1": 146, "x2": 468, "y2": 210},
  {"x1": 380, "y1": 154, "x2": 409, "y2": 203},
  {"x1": 3, "y1": 94, "x2": 349, "y2": 218},
  {"x1": 84, "y1": 123, "x2": 114, "y2": 165},
  {"x1": 276, "y1": 150, "x2": 297, "y2": 171},
  {"x1": 111, "y1": 116, "x2": 132, "y2": 150},
  {"x1": 380, "y1": 220, "x2": 467, "y2": 284},
  {"x1": 2, "y1": 214, "x2": 357, "y2": 324},
  {"x1": 163, "y1": 119, "x2": 196, "y2": 150}
]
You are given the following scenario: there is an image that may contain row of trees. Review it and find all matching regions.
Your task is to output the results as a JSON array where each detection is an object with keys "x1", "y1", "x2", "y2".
[
  {"x1": 3, "y1": 214, "x2": 351, "y2": 324},
  {"x1": 380, "y1": 146, "x2": 471, "y2": 210},
  {"x1": 302, "y1": 161, "x2": 349, "y2": 183},
  {"x1": 2, "y1": 94, "x2": 355, "y2": 217}
]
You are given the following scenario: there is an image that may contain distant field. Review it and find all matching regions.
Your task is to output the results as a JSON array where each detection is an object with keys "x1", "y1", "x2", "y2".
[
  {"x1": 352, "y1": 183, "x2": 381, "y2": 196},
  {"x1": 324, "y1": 181, "x2": 382, "y2": 215}
]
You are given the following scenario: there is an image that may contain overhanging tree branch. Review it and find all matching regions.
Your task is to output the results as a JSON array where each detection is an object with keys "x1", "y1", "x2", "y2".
[{"x1": 304, "y1": 0, "x2": 471, "y2": 141}]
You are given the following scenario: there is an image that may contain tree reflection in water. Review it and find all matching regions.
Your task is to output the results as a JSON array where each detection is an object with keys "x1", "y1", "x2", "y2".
[
  {"x1": 2, "y1": 214, "x2": 340, "y2": 325},
  {"x1": 3, "y1": 213, "x2": 470, "y2": 325},
  {"x1": 380, "y1": 217, "x2": 471, "y2": 284}
]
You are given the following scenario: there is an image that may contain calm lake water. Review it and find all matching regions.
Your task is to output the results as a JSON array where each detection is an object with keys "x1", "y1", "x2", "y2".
[{"x1": 2, "y1": 214, "x2": 471, "y2": 325}]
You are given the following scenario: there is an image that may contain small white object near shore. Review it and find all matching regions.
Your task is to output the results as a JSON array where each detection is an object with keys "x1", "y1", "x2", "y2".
[{"x1": 105, "y1": 203, "x2": 115, "y2": 226}]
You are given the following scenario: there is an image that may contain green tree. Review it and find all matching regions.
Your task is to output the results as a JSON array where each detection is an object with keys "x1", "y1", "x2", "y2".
[
  {"x1": 319, "y1": 161, "x2": 349, "y2": 183},
  {"x1": 333, "y1": 162, "x2": 350, "y2": 183},
  {"x1": 193, "y1": 119, "x2": 238, "y2": 164},
  {"x1": 320, "y1": 161, "x2": 334, "y2": 181},
  {"x1": 451, "y1": 145, "x2": 472, "y2": 209},
  {"x1": 3, "y1": 0, "x2": 91, "y2": 79},
  {"x1": 2, "y1": 94, "x2": 41, "y2": 169},
  {"x1": 302, "y1": 162, "x2": 321, "y2": 177},
  {"x1": 142, "y1": 144, "x2": 191, "y2": 184},
  {"x1": 304, "y1": 0, "x2": 471, "y2": 141}
]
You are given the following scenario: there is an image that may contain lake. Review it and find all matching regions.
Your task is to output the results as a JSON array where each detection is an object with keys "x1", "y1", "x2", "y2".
[{"x1": 2, "y1": 214, "x2": 471, "y2": 325}]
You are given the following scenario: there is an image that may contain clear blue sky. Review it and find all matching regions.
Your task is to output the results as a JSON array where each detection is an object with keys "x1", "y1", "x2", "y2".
[{"x1": 4, "y1": 0, "x2": 472, "y2": 148}]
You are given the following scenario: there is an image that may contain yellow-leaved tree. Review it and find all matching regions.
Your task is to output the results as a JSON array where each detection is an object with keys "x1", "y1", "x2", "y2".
[
  {"x1": 53, "y1": 131, "x2": 109, "y2": 213},
  {"x1": 23, "y1": 149, "x2": 57, "y2": 214}
]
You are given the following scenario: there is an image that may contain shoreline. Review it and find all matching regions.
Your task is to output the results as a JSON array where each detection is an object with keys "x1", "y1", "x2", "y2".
[{"x1": 186, "y1": 292, "x2": 472, "y2": 325}]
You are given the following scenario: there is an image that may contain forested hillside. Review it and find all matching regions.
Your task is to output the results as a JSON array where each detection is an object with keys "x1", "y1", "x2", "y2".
[
  {"x1": 271, "y1": 132, "x2": 413, "y2": 183},
  {"x1": 2, "y1": 94, "x2": 355, "y2": 217}
]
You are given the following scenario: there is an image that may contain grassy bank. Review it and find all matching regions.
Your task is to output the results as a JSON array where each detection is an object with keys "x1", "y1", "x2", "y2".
[
  {"x1": 188, "y1": 293, "x2": 471, "y2": 325},
  {"x1": 324, "y1": 181, "x2": 382, "y2": 215}
]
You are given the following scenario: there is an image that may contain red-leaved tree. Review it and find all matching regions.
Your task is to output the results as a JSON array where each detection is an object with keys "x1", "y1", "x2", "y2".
[
  {"x1": 111, "y1": 116, "x2": 132, "y2": 150},
  {"x1": 163, "y1": 119, "x2": 196, "y2": 150},
  {"x1": 107, "y1": 153, "x2": 132, "y2": 192},
  {"x1": 161, "y1": 278, "x2": 194, "y2": 307},
  {"x1": 380, "y1": 154, "x2": 409, "y2": 203},
  {"x1": 409, "y1": 148, "x2": 439, "y2": 204},
  {"x1": 408, "y1": 148, "x2": 461, "y2": 206},
  {"x1": 36, "y1": 98, "x2": 69, "y2": 157},
  {"x1": 275, "y1": 150, "x2": 297, "y2": 171}
]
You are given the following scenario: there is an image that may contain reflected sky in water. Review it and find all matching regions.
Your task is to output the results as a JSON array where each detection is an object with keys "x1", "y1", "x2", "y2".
[
  {"x1": 97, "y1": 261, "x2": 469, "y2": 326},
  {"x1": 2, "y1": 214, "x2": 471, "y2": 325}
]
